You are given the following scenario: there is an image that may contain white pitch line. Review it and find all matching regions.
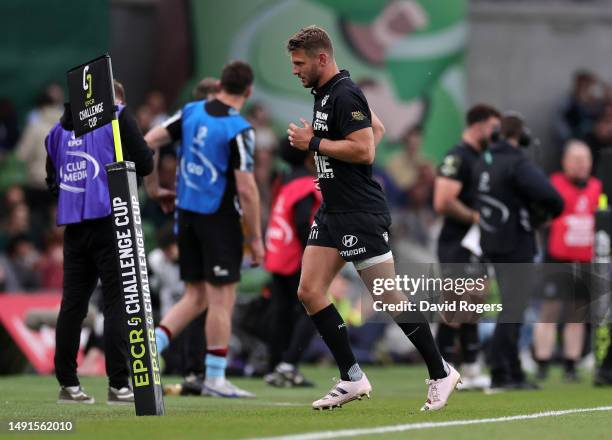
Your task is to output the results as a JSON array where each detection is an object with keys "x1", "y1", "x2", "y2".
[{"x1": 251, "y1": 406, "x2": 612, "y2": 440}]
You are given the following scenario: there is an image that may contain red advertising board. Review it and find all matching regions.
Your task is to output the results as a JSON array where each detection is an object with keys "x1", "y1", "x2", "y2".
[{"x1": 0, "y1": 293, "x2": 97, "y2": 375}]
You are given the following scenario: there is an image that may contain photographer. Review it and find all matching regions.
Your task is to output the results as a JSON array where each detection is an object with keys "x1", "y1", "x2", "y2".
[{"x1": 474, "y1": 113, "x2": 564, "y2": 390}]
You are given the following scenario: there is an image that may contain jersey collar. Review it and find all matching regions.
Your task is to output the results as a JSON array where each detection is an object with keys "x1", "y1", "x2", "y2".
[{"x1": 311, "y1": 70, "x2": 350, "y2": 96}]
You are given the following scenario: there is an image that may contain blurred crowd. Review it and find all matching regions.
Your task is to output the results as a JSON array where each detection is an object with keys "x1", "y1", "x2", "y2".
[
  {"x1": 555, "y1": 70, "x2": 612, "y2": 178},
  {"x1": 0, "y1": 69, "x2": 610, "y2": 378}
]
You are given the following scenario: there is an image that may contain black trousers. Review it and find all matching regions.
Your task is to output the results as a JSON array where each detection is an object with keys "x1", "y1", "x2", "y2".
[
  {"x1": 489, "y1": 258, "x2": 533, "y2": 384},
  {"x1": 267, "y1": 272, "x2": 316, "y2": 371},
  {"x1": 54, "y1": 216, "x2": 129, "y2": 389}
]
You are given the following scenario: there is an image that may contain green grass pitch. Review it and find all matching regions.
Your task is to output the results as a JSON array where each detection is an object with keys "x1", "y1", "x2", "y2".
[{"x1": 1, "y1": 366, "x2": 611, "y2": 439}]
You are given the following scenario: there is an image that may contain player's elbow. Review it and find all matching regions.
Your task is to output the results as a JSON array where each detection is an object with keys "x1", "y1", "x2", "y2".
[
  {"x1": 360, "y1": 144, "x2": 375, "y2": 164},
  {"x1": 433, "y1": 195, "x2": 447, "y2": 214},
  {"x1": 374, "y1": 120, "x2": 386, "y2": 138}
]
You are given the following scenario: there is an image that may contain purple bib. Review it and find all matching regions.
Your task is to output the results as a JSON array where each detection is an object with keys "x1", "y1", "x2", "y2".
[{"x1": 46, "y1": 107, "x2": 124, "y2": 225}]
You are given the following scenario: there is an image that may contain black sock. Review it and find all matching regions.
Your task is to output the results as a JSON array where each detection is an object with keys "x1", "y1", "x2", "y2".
[
  {"x1": 310, "y1": 304, "x2": 359, "y2": 381},
  {"x1": 395, "y1": 311, "x2": 447, "y2": 379},
  {"x1": 459, "y1": 324, "x2": 480, "y2": 364},
  {"x1": 436, "y1": 323, "x2": 457, "y2": 365},
  {"x1": 537, "y1": 359, "x2": 550, "y2": 370},
  {"x1": 283, "y1": 314, "x2": 316, "y2": 365},
  {"x1": 564, "y1": 358, "x2": 576, "y2": 374}
]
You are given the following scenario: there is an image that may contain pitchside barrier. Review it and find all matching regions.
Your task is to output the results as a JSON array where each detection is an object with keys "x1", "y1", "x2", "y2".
[{"x1": 67, "y1": 54, "x2": 164, "y2": 416}]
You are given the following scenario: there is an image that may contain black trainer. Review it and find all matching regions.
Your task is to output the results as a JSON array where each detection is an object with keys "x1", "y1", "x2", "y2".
[
  {"x1": 58, "y1": 386, "x2": 95, "y2": 404},
  {"x1": 107, "y1": 386, "x2": 134, "y2": 405},
  {"x1": 594, "y1": 368, "x2": 612, "y2": 386},
  {"x1": 264, "y1": 363, "x2": 314, "y2": 388},
  {"x1": 181, "y1": 373, "x2": 205, "y2": 396}
]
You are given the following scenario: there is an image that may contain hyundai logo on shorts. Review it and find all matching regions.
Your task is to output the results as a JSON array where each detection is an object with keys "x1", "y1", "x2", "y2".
[{"x1": 342, "y1": 235, "x2": 358, "y2": 248}]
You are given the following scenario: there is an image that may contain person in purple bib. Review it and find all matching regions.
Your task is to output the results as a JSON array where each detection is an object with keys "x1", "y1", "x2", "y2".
[{"x1": 45, "y1": 80, "x2": 153, "y2": 405}]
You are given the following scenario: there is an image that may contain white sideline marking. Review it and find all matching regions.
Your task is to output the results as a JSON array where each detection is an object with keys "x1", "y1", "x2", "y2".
[{"x1": 251, "y1": 406, "x2": 612, "y2": 440}]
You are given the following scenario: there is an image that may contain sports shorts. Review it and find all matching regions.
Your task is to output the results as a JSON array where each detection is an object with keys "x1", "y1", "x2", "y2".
[
  {"x1": 177, "y1": 208, "x2": 243, "y2": 284},
  {"x1": 306, "y1": 208, "x2": 392, "y2": 269}
]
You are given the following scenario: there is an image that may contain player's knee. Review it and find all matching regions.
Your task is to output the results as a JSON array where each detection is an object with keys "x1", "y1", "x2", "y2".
[
  {"x1": 297, "y1": 283, "x2": 318, "y2": 305},
  {"x1": 185, "y1": 285, "x2": 207, "y2": 310}
]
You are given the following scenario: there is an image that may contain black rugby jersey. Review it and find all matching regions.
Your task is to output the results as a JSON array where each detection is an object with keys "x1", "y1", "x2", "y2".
[
  {"x1": 437, "y1": 141, "x2": 481, "y2": 250},
  {"x1": 311, "y1": 70, "x2": 388, "y2": 214}
]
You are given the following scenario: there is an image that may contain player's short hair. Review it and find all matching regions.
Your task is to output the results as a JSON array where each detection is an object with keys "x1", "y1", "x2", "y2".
[
  {"x1": 113, "y1": 80, "x2": 126, "y2": 103},
  {"x1": 193, "y1": 77, "x2": 220, "y2": 100},
  {"x1": 286, "y1": 25, "x2": 333, "y2": 56},
  {"x1": 220, "y1": 61, "x2": 253, "y2": 95},
  {"x1": 466, "y1": 104, "x2": 500, "y2": 127},
  {"x1": 500, "y1": 113, "x2": 524, "y2": 140}
]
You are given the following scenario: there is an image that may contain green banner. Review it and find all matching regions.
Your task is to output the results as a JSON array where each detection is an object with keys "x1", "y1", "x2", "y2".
[{"x1": 188, "y1": 0, "x2": 467, "y2": 163}]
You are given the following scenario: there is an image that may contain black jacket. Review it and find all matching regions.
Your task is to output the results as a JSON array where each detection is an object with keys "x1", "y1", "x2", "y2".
[{"x1": 473, "y1": 140, "x2": 564, "y2": 259}]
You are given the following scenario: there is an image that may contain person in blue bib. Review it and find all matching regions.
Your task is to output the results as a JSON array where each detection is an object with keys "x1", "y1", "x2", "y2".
[
  {"x1": 45, "y1": 80, "x2": 154, "y2": 404},
  {"x1": 145, "y1": 61, "x2": 264, "y2": 398}
]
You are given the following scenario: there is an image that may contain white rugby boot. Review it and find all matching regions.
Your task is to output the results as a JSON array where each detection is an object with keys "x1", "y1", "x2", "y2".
[
  {"x1": 456, "y1": 362, "x2": 490, "y2": 391},
  {"x1": 420, "y1": 364, "x2": 461, "y2": 411},
  {"x1": 312, "y1": 374, "x2": 372, "y2": 410},
  {"x1": 202, "y1": 377, "x2": 256, "y2": 398}
]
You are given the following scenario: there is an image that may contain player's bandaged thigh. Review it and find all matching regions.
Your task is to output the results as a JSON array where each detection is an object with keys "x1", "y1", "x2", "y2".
[{"x1": 355, "y1": 251, "x2": 408, "y2": 307}]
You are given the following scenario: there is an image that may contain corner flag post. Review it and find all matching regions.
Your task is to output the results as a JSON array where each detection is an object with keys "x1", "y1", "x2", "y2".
[{"x1": 67, "y1": 55, "x2": 165, "y2": 416}]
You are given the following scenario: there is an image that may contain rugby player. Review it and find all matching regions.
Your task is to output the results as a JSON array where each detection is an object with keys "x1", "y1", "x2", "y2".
[{"x1": 286, "y1": 25, "x2": 460, "y2": 411}]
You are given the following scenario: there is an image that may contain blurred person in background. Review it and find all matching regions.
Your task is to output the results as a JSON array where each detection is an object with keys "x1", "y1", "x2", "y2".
[
  {"x1": 433, "y1": 104, "x2": 500, "y2": 390},
  {"x1": 149, "y1": 77, "x2": 221, "y2": 395},
  {"x1": 135, "y1": 104, "x2": 155, "y2": 133},
  {"x1": 25, "y1": 81, "x2": 64, "y2": 124},
  {"x1": 46, "y1": 80, "x2": 153, "y2": 404},
  {"x1": 17, "y1": 87, "x2": 63, "y2": 190},
  {"x1": 585, "y1": 102, "x2": 612, "y2": 177},
  {"x1": 145, "y1": 90, "x2": 170, "y2": 128},
  {"x1": 247, "y1": 102, "x2": 279, "y2": 225},
  {"x1": 0, "y1": 98, "x2": 19, "y2": 156},
  {"x1": 385, "y1": 125, "x2": 435, "y2": 244},
  {"x1": 387, "y1": 125, "x2": 434, "y2": 208},
  {"x1": 147, "y1": 61, "x2": 264, "y2": 398},
  {"x1": 533, "y1": 140, "x2": 601, "y2": 382},
  {"x1": 193, "y1": 77, "x2": 220, "y2": 101},
  {"x1": 263, "y1": 139, "x2": 320, "y2": 388},
  {"x1": 474, "y1": 113, "x2": 564, "y2": 391},
  {"x1": 143, "y1": 76, "x2": 221, "y2": 227},
  {"x1": 2, "y1": 185, "x2": 26, "y2": 211},
  {"x1": 37, "y1": 230, "x2": 64, "y2": 290},
  {"x1": 556, "y1": 71, "x2": 607, "y2": 145},
  {"x1": 0, "y1": 203, "x2": 32, "y2": 249},
  {"x1": 0, "y1": 234, "x2": 40, "y2": 291},
  {"x1": 16, "y1": 87, "x2": 63, "y2": 216}
]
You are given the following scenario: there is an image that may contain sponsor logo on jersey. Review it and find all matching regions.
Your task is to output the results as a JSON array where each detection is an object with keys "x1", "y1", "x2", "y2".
[
  {"x1": 382, "y1": 231, "x2": 389, "y2": 243},
  {"x1": 351, "y1": 110, "x2": 365, "y2": 121},
  {"x1": 440, "y1": 154, "x2": 460, "y2": 177},
  {"x1": 340, "y1": 234, "x2": 366, "y2": 257},
  {"x1": 321, "y1": 94, "x2": 329, "y2": 106},
  {"x1": 314, "y1": 111, "x2": 329, "y2": 132},
  {"x1": 339, "y1": 247, "x2": 366, "y2": 257},
  {"x1": 315, "y1": 154, "x2": 334, "y2": 179},
  {"x1": 308, "y1": 224, "x2": 319, "y2": 240},
  {"x1": 213, "y1": 266, "x2": 229, "y2": 277},
  {"x1": 342, "y1": 234, "x2": 358, "y2": 248},
  {"x1": 67, "y1": 132, "x2": 83, "y2": 147}
]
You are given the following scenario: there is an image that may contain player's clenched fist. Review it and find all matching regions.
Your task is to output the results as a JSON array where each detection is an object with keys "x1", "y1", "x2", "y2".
[{"x1": 287, "y1": 118, "x2": 313, "y2": 150}]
